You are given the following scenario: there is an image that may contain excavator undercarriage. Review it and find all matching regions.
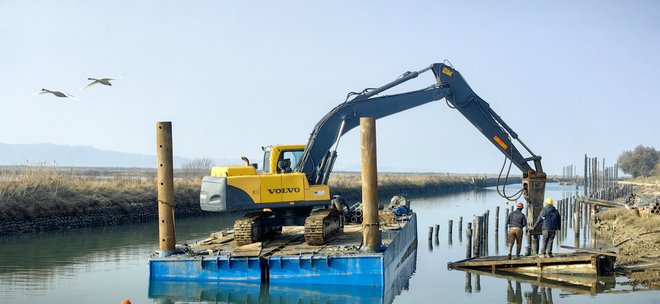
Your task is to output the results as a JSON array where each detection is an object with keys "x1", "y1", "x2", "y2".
[
  {"x1": 231, "y1": 207, "x2": 344, "y2": 246},
  {"x1": 232, "y1": 211, "x2": 279, "y2": 246},
  {"x1": 304, "y1": 209, "x2": 344, "y2": 245}
]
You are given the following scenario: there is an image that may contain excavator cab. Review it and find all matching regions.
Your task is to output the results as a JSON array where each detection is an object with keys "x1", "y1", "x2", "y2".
[{"x1": 261, "y1": 145, "x2": 304, "y2": 174}]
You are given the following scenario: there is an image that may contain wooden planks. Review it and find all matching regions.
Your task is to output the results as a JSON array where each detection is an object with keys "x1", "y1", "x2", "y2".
[{"x1": 187, "y1": 221, "x2": 407, "y2": 258}]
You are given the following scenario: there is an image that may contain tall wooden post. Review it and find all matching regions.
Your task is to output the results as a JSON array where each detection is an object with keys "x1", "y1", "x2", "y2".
[
  {"x1": 458, "y1": 216, "x2": 463, "y2": 241},
  {"x1": 593, "y1": 157, "x2": 598, "y2": 192},
  {"x1": 156, "y1": 121, "x2": 176, "y2": 256},
  {"x1": 473, "y1": 216, "x2": 481, "y2": 257},
  {"x1": 601, "y1": 161, "x2": 604, "y2": 190},
  {"x1": 583, "y1": 155, "x2": 587, "y2": 196},
  {"x1": 615, "y1": 162, "x2": 618, "y2": 185},
  {"x1": 360, "y1": 117, "x2": 381, "y2": 251},
  {"x1": 495, "y1": 206, "x2": 500, "y2": 233},
  {"x1": 483, "y1": 211, "x2": 489, "y2": 255},
  {"x1": 466, "y1": 223, "x2": 473, "y2": 258},
  {"x1": 448, "y1": 220, "x2": 453, "y2": 241}
]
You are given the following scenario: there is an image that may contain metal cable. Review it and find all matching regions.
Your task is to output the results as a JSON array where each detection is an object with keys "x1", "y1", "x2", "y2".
[{"x1": 496, "y1": 136, "x2": 524, "y2": 201}]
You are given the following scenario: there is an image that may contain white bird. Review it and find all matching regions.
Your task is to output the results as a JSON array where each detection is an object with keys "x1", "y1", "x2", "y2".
[
  {"x1": 34, "y1": 88, "x2": 77, "y2": 100},
  {"x1": 81, "y1": 77, "x2": 121, "y2": 89}
]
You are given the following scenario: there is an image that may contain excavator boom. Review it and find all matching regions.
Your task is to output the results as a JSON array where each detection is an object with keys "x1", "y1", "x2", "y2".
[{"x1": 297, "y1": 63, "x2": 542, "y2": 186}]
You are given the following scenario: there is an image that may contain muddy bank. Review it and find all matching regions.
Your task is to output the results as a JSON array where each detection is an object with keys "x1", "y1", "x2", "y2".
[
  {"x1": 593, "y1": 208, "x2": 660, "y2": 288},
  {"x1": 0, "y1": 174, "x2": 519, "y2": 236},
  {"x1": 0, "y1": 189, "x2": 203, "y2": 235}
]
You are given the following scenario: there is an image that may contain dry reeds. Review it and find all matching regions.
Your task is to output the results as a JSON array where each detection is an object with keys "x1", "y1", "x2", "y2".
[
  {"x1": 1, "y1": 166, "x2": 481, "y2": 221},
  {"x1": 0, "y1": 165, "x2": 200, "y2": 220},
  {"x1": 329, "y1": 173, "x2": 475, "y2": 201}
]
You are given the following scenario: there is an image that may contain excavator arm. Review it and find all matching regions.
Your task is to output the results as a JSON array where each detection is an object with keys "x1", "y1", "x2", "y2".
[{"x1": 297, "y1": 63, "x2": 543, "y2": 187}]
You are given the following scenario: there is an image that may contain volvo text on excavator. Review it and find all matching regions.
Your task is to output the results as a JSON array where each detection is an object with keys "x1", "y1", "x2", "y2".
[{"x1": 200, "y1": 62, "x2": 547, "y2": 247}]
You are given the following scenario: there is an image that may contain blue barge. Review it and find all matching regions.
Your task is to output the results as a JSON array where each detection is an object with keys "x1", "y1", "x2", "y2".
[{"x1": 149, "y1": 213, "x2": 417, "y2": 287}]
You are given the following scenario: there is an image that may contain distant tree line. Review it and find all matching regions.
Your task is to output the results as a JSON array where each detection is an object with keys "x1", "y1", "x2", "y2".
[{"x1": 618, "y1": 145, "x2": 659, "y2": 178}]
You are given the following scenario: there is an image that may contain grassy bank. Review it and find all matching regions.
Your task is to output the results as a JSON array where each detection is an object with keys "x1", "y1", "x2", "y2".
[{"x1": 0, "y1": 167, "x2": 515, "y2": 234}]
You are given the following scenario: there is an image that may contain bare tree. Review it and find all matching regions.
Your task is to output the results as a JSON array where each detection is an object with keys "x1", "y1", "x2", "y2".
[{"x1": 180, "y1": 158, "x2": 215, "y2": 178}]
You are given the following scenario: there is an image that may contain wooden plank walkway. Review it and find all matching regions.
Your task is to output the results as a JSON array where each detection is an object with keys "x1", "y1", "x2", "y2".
[{"x1": 448, "y1": 252, "x2": 616, "y2": 276}]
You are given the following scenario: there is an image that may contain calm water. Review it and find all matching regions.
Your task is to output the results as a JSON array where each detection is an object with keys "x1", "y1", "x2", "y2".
[{"x1": 1, "y1": 183, "x2": 658, "y2": 303}]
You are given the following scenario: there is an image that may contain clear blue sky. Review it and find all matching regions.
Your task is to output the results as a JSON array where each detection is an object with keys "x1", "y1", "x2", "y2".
[{"x1": 1, "y1": 1, "x2": 658, "y2": 174}]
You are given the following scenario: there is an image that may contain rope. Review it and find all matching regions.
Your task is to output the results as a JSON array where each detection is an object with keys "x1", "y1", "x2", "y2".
[{"x1": 158, "y1": 199, "x2": 175, "y2": 209}]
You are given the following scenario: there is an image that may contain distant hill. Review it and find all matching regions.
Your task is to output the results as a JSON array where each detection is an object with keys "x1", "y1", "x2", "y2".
[{"x1": 0, "y1": 143, "x2": 234, "y2": 168}]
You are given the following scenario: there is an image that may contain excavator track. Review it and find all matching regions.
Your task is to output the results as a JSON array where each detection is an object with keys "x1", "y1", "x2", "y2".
[
  {"x1": 304, "y1": 209, "x2": 344, "y2": 246},
  {"x1": 233, "y1": 212, "x2": 266, "y2": 246}
]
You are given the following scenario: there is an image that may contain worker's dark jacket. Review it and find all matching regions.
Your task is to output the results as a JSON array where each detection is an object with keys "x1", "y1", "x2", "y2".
[
  {"x1": 507, "y1": 209, "x2": 527, "y2": 228},
  {"x1": 534, "y1": 205, "x2": 561, "y2": 230}
]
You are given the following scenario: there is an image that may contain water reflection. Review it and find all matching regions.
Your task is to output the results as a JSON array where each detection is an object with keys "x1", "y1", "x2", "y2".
[
  {"x1": 525, "y1": 285, "x2": 554, "y2": 304},
  {"x1": 505, "y1": 280, "x2": 557, "y2": 304},
  {"x1": 464, "y1": 273, "x2": 472, "y2": 293},
  {"x1": 150, "y1": 282, "x2": 383, "y2": 304},
  {"x1": 507, "y1": 280, "x2": 523, "y2": 303},
  {"x1": 461, "y1": 268, "x2": 616, "y2": 301},
  {"x1": 475, "y1": 273, "x2": 481, "y2": 292},
  {"x1": 149, "y1": 248, "x2": 418, "y2": 304},
  {"x1": 0, "y1": 213, "x2": 240, "y2": 297}
]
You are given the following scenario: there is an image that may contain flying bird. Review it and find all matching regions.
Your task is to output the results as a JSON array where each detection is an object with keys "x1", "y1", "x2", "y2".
[
  {"x1": 81, "y1": 77, "x2": 121, "y2": 89},
  {"x1": 34, "y1": 88, "x2": 77, "y2": 100}
]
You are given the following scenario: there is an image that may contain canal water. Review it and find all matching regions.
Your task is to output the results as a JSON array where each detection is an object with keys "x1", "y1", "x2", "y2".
[{"x1": 1, "y1": 183, "x2": 658, "y2": 303}]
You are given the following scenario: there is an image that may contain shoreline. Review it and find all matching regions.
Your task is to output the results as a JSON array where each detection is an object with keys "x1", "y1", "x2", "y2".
[
  {"x1": 591, "y1": 183, "x2": 660, "y2": 288},
  {"x1": 0, "y1": 174, "x2": 519, "y2": 236}
]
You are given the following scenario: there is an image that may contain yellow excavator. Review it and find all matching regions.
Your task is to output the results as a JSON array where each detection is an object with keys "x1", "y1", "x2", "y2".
[{"x1": 200, "y1": 62, "x2": 547, "y2": 246}]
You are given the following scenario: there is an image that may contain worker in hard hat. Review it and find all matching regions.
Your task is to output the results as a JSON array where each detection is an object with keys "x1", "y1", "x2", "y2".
[
  {"x1": 533, "y1": 197, "x2": 561, "y2": 257},
  {"x1": 506, "y1": 202, "x2": 527, "y2": 259}
]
